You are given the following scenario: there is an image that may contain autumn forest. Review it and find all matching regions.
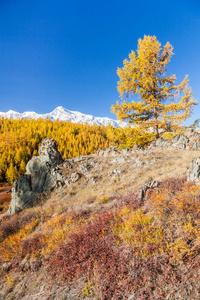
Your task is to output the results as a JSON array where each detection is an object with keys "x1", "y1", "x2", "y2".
[{"x1": 0, "y1": 118, "x2": 118, "y2": 183}]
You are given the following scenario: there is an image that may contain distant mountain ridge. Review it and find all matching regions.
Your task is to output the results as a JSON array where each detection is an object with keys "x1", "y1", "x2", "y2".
[{"x1": 0, "y1": 106, "x2": 126, "y2": 127}]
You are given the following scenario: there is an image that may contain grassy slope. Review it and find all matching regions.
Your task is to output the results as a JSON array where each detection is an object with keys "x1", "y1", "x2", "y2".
[{"x1": 0, "y1": 148, "x2": 200, "y2": 299}]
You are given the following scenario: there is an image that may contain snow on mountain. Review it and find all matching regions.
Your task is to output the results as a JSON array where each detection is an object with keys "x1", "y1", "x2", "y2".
[{"x1": 0, "y1": 106, "x2": 126, "y2": 128}]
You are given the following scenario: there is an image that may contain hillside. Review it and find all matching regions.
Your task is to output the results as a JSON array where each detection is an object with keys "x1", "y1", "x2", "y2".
[{"x1": 0, "y1": 135, "x2": 200, "y2": 299}]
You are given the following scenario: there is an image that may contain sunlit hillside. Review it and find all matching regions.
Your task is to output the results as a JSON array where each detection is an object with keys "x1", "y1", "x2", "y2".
[{"x1": 0, "y1": 144, "x2": 200, "y2": 299}]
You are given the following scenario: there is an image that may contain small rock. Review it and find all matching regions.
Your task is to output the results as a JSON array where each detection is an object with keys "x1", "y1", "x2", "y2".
[
  {"x1": 90, "y1": 161, "x2": 98, "y2": 168},
  {"x1": 112, "y1": 156, "x2": 128, "y2": 164},
  {"x1": 2, "y1": 262, "x2": 12, "y2": 272},
  {"x1": 20, "y1": 258, "x2": 30, "y2": 271},
  {"x1": 120, "y1": 148, "x2": 130, "y2": 154},
  {"x1": 97, "y1": 146, "x2": 119, "y2": 157},
  {"x1": 89, "y1": 176, "x2": 98, "y2": 184},
  {"x1": 70, "y1": 172, "x2": 81, "y2": 183},
  {"x1": 78, "y1": 163, "x2": 91, "y2": 174},
  {"x1": 135, "y1": 159, "x2": 144, "y2": 167},
  {"x1": 109, "y1": 169, "x2": 121, "y2": 177},
  {"x1": 65, "y1": 179, "x2": 72, "y2": 186},
  {"x1": 73, "y1": 156, "x2": 86, "y2": 162},
  {"x1": 63, "y1": 161, "x2": 74, "y2": 169},
  {"x1": 137, "y1": 180, "x2": 158, "y2": 200},
  {"x1": 128, "y1": 294, "x2": 135, "y2": 300}
]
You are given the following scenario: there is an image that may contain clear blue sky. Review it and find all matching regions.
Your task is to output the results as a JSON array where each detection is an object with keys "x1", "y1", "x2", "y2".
[{"x1": 0, "y1": 0, "x2": 199, "y2": 125}]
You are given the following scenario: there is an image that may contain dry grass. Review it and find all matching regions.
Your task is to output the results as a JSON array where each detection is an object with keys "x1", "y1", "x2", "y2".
[
  {"x1": 42, "y1": 148, "x2": 200, "y2": 214},
  {"x1": 2, "y1": 148, "x2": 197, "y2": 221}
]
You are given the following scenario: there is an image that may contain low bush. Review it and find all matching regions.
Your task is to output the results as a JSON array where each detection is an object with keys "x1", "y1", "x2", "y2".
[
  {"x1": 48, "y1": 213, "x2": 132, "y2": 299},
  {"x1": 0, "y1": 210, "x2": 40, "y2": 242},
  {"x1": 21, "y1": 233, "x2": 45, "y2": 258}
]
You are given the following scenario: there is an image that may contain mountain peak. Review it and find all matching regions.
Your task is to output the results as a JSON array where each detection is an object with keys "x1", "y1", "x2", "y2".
[
  {"x1": 0, "y1": 106, "x2": 126, "y2": 128},
  {"x1": 52, "y1": 106, "x2": 66, "y2": 112}
]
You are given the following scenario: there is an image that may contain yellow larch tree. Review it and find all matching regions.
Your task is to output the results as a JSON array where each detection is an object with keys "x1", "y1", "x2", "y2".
[
  {"x1": 5, "y1": 162, "x2": 18, "y2": 183},
  {"x1": 19, "y1": 160, "x2": 26, "y2": 174},
  {"x1": 111, "y1": 35, "x2": 197, "y2": 139}
]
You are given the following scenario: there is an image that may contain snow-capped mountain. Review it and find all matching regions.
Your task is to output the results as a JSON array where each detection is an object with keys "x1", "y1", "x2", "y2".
[{"x1": 0, "y1": 106, "x2": 126, "y2": 128}]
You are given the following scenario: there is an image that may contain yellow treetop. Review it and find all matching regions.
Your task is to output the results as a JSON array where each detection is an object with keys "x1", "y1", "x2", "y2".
[{"x1": 111, "y1": 35, "x2": 197, "y2": 138}]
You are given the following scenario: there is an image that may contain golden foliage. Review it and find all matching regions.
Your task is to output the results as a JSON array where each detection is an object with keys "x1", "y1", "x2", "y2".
[
  {"x1": 112, "y1": 179, "x2": 200, "y2": 264},
  {"x1": 114, "y1": 208, "x2": 165, "y2": 256},
  {"x1": 111, "y1": 35, "x2": 197, "y2": 139},
  {"x1": 0, "y1": 219, "x2": 39, "y2": 261},
  {"x1": 148, "y1": 181, "x2": 200, "y2": 262},
  {"x1": 0, "y1": 118, "x2": 114, "y2": 182},
  {"x1": 106, "y1": 125, "x2": 154, "y2": 148}
]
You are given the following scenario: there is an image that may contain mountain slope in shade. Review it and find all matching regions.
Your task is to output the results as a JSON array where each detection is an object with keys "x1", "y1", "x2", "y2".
[{"x1": 0, "y1": 106, "x2": 126, "y2": 127}]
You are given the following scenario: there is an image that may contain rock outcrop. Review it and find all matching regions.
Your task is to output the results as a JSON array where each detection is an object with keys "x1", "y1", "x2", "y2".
[
  {"x1": 148, "y1": 128, "x2": 200, "y2": 150},
  {"x1": 8, "y1": 138, "x2": 64, "y2": 214}
]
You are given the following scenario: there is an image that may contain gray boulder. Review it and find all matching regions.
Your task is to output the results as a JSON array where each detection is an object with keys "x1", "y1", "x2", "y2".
[
  {"x1": 187, "y1": 157, "x2": 200, "y2": 183},
  {"x1": 8, "y1": 138, "x2": 64, "y2": 214},
  {"x1": 8, "y1": 174, "x2": 37, "y2": 214}
]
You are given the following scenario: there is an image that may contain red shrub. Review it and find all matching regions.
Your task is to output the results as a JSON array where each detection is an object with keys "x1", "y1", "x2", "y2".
[
  {"x1": 21, "y1": 233, "x2": 45, "y2": 258},
  {"x1": 0, "y1": 215, "x2": 20, "y2": 241},
  {"x1": 158, "y1": 176, "x2": 187, "y2": 194},
  {"x1": 48, "y1": 213, "x2": 133, "y2": 298}
]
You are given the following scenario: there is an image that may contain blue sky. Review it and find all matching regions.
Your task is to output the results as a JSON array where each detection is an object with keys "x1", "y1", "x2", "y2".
[{"x1": 0, "y1": 0, "x2": 199, "y2": 125}]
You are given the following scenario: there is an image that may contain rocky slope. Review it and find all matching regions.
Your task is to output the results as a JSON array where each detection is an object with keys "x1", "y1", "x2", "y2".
[
  {"x1": 9, "y1": 132, "x2": 200, "y2": 216},
  {"x1": 149, "y1": 128, "x2": 200, "y2": 150},
  {"x1": 1, "y1": 133, "x2": 200, "y2": 299}
]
